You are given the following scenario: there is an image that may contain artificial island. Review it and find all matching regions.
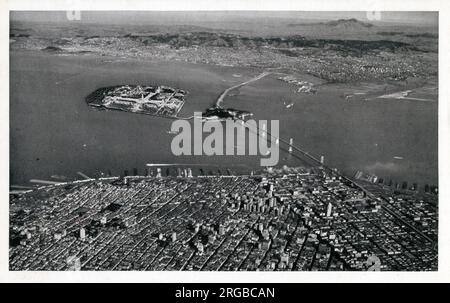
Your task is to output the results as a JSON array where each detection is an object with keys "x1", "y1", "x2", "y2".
[{"x1": 85, "y1": 85, "x2": 188, "y2": 118}]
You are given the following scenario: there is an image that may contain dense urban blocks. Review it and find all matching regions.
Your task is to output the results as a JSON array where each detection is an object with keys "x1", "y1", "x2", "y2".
[{"x1": 9, "y1": 167, "x2": 437, "y2": 271}]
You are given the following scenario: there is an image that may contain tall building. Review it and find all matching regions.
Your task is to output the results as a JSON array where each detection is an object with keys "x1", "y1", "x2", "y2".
[
  {"x1": 258, "y1": 223, "x2": 264, "y2": 232},
  {"x1": 218, "y1": 224, "x2": 225, "y2": 236},
  {"x1": 208, "y1": 234, "x2": 215, "y2": 244},
  {"x1": 197, "y1": 242, "x2": 204, "y2": 254},
  {"x1": 326, "y1": 203, "x2": 333, "y2": 217},
  {"x1": 79, "y1": 228, "x2": 86, "y2": 240},
  {"x1": 269, "y1": 198, "x2": 275, "y2": 208},
  {"x1": 262, "y1": 230, "x2": 270, "y2": 241}
]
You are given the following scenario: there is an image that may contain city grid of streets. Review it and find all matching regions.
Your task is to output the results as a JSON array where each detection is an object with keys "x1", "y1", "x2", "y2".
[{"x1": 10, "y1": 166, "x2": 437, "y2": 271}]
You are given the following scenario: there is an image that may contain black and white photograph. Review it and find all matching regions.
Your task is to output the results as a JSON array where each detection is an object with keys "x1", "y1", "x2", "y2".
[{"x1": 3, "y1": 0, "x2": 447, "y2": 281}]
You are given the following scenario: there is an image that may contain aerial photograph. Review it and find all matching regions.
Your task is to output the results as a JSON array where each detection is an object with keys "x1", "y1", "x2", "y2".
[{"x1": 9, "y1": 11, "x2": 438, "y2": 271}]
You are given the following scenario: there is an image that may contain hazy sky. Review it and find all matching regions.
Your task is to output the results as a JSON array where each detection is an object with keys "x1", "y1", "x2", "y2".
[{"x1": 11, "y1": 11, "x2": 438, "y2": 26}]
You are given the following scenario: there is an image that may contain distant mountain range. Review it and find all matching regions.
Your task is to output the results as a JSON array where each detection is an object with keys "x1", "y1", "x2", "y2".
[
  {"x1": 126, "y1": 31, "x2": 416, "y2": 55},
  {"x1": 323, "y1": 18, "x2": 374, "y2": 28},
  {"x1": 288, "y1": 18, "x2": 374, "y2": 30}
]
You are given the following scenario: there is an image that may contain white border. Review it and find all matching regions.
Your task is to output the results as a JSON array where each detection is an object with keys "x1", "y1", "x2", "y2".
[{"x1": 1, "y1": 0, "x2": 449, "y2": 283}]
